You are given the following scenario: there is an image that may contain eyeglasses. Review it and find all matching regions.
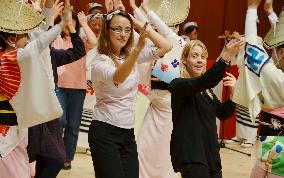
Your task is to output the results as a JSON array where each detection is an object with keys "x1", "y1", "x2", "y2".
[{"x1": 109, "y1": 26, "x2": 132, "y2": 35}]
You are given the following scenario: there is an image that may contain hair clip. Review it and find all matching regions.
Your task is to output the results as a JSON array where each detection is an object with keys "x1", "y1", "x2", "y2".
[{"x1": 106, "y1": 10, "x2": 120, "y2": 21}]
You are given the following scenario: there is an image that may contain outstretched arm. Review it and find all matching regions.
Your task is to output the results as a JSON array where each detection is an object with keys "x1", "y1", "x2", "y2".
[{"x1": 245, "y1": 0, "x2": 261, "y2": 44}]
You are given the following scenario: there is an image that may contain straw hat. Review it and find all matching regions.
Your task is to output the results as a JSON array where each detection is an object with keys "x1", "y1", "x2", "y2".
[
  {"x1": 0, "y1": 0, "x2": 45, "y2": 34},
  {"x1": 264, "y1": 7, "x2": 284, "y2": 49},
  {"x1": 146, "y1": 0, "x2": 190, "y2": 26}
]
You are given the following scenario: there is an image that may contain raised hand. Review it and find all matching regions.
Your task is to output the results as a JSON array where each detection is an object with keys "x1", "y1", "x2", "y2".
[
  {"x1": 129, "y1": 0, "x2": 137, "y2": 9},
  {"x1": 221, "y1": 38, "x2": 244, "y2": 62},
  {"x1": 264, "y1": 0, "x2": 273, "y2": 15},
  {"x1": 40, "y1": 0, "x2": 47, "y2": 9},
  {"x1": 30, "y1": 0, "x2": 43, "y2": 12},
  {"x1": 136, "y1": 22, "x2": 148, "y2": 50},
  {"x1": 49, "y1": 0, "x2": 64, "y2": 26},
  {"x1": 141, "y1": 0, "x2": 150, "y2": 13},
  {"x1": 129, "y1": 14, "x2": 141, "y2": 30},
  {"x1": 247, "y1": 0, "x2": 261, "y2": 9},
  {"x1": 61, "y1": 0, "x2": 72, "y2": 26},
  {"x1": 105, "y1": 0, "x2": 114, "y2": 13},
  {"x1": 113, "y1": 0, "x2": 125, "y2": 11},
  {"x1": 50, "y1": 0, "x2": 64, "y2": 20},
  {"x1": 78, "y1": 11, "x2": 88, "y2": 27}
]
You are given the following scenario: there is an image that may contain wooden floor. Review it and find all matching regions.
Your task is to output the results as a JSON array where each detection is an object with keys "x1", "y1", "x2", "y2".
[{"x1": 58, "y1": 142, "x2": 257, "y2": 178}]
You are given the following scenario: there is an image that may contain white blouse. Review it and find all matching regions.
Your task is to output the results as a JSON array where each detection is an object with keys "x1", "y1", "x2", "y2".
[{"x1": 91, "y1": 46, "x2": 159, "y2": 129}]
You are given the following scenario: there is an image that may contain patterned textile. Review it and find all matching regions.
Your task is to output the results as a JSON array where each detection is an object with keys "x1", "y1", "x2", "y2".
[
  {"x1": 0, "y1": 50, "x2": 20, "y2": 100},
  {"x1": 258, "y1": 136, "x2": 284, "y2": 176},
  {"x1": 0, "y1": 51, "x2": 18, "y2": 126}
]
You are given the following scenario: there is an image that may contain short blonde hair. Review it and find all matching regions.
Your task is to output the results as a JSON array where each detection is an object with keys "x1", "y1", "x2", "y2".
[{"x1": 180, "y1": 40, "x2": 208, "y2": 78}]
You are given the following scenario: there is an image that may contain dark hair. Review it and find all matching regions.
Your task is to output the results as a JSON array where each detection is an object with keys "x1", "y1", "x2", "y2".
[
  {"x1": 55, "y1": 11, "x2": 80, "y2": 37},
  {"x1": 97, "y1": 10, "x2": 134, "y2": 62},
  {"x1": 184, "y1": 26, "x2": 198, "y2": 35},
  {"x1": 276, "y1": 44, "x2": 284, "y2": 51},
  {"x1": 0, "y1": 32, "x2": 15, "y2": 51}
]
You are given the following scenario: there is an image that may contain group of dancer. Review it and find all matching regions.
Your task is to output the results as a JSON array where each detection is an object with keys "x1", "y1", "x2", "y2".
[{"x1": 0, "y1": 0, "x2": 283, "y2": 178}]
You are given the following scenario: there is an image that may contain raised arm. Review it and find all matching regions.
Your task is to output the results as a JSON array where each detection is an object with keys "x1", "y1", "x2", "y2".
[
  {"x1": 78, "y1": 11, "x2": 97, "y2": 49},
  {"x1": 169, "y1": 39, "x2": 243, "y2": 98},
  {"x1": 129, "y1": 0, "x2": 148, "y2": 24},
  {"x1": 264, "y1": 0, "x2": 279, "y2": 34},
  {"x1": 131, "y1": 16, "x2": 172, "y2": 58},
  {"x1": 140, "y1": 0, "x2": 175, "y2": 38},
  {"x1": 113, "y1": 24, "x2": 148, "y2": 84},
  {"x1": 245, "y1": 0, "x2": 261, "y2": 44},
  {"x1": 50, "y1": 32, "x2": 86, "y2": 67}
]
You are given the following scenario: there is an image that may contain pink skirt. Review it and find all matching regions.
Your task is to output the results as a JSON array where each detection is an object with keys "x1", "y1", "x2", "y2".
[
  {"x1": 137, "y1": 90, "x2": 178, "y2": 178},
  {"x1": 0, "y1": 139, "x2": 31, "y2": 178}
]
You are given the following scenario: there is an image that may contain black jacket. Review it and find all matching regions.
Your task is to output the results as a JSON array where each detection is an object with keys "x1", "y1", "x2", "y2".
[{"x1": 169, "y1": 60, "x2": 236, "y2": 172}]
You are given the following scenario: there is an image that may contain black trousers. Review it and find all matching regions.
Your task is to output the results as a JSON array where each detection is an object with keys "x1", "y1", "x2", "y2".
[
  {"x1": 180, "y1": 163, "x2": 222, "y2": 178},
  {"x1": 34, "y1": 155, "x2": 64, "y2": 178},
  {"x1": 88, "y1": 120, "x2": 139, "y2": 178}
]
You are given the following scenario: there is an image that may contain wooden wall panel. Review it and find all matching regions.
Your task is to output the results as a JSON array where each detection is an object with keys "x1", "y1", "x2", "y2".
[{"x1": 71, "y1": 0, "x2": 284, "y2": 59}]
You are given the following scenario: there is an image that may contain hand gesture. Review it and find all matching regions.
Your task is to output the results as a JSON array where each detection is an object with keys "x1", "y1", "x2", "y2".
[
  {"x1": 61, "y1": 0, "x2": 73, "y2": 27},
  {"x1": 141, "y1": 0, "x2": 150, "y2": 12},
  {"x1": 50, "y1": 0, "x2": 64, "y2": 22},
  {"x1": 221, "y1": 38, "x2": 244, "y2": 62},
  {"x1": 113, "y1": 0, "x2": 125, "y2": 11},
  {"x1": 136, "y1": 22, "x2": 148, "y2": 50},
  {"x1": 264, "y1": 0, "x2": 273, "y2": 15},
  {"x1": 129, "y1": 0, "x2": 137, "y2": 9},
  {"x1": 30, "y1": 0, "x2": 43, "y2": 12},
  {"x1": 223, "y1": 72, "x2": 237, "y2": 93},
  {"x1": 105, "y1": 0, "x2": 114, "y2": 13},
  {"x1": 40, "y1": 0, "x2": 47, "y2": 9},
  {"x1": 129, "y1": 14, "x2": 144, "y2": 31},
  {"x1": 78, "y1": 11, "x2": 88, "y2": 27},
  {"x1": 247, "y1": 0, "x2": 261, "y2": 9}
]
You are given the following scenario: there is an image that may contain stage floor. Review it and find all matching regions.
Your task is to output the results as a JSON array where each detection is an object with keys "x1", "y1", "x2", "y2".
[{"x1": 58, "y1": 142, "x2": 257, "y2": 178}]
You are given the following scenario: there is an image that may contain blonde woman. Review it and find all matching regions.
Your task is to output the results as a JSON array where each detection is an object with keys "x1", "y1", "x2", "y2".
[{"x1": 169, "y1": 39, "x2": 242, "y2": 178}]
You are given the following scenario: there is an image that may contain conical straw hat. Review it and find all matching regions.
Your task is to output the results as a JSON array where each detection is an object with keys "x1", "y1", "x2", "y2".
[
  {"x1": 0, "y1": 0, "x2": 45, "y2": 34},
  {"x1": 146, "y1": 0, "x2": 190, "y2": 26},
  {"x1": 264, "y1": 7, "x2": 284, "y2": 49}
]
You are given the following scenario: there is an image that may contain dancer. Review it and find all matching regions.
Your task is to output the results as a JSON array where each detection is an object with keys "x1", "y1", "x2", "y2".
[
  {"x1": 129, "y1": 0, "x2": 189, "y2": 177},
  {"x1": 232, "y1": 0, "x2": 284, "y2": 177},
  {"x1": 88, "y1": 8, "x2": 172, "y2": 178},
  {"x1": 0, "y1": 0, "x2": 71, "y2": 177},
  {"x1": 28, "y1": 0, "x2": 86, "y2": 177},
  {"x1": 169, "y1": 39, "x2": 242, "y2": 178}
]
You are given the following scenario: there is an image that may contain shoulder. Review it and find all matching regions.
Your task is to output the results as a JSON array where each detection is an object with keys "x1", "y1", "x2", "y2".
[
  {"x1": 94, "y1": 54, "x2": 111, "y2": 62},
  {"x1": 92, "y1": 54, "x2": 115, "y2": 67}
]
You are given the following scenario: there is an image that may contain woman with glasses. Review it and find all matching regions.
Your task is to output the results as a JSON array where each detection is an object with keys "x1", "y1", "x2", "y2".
[{"x1": 88, "y1": 10, "x2": 172, "y2": 178}]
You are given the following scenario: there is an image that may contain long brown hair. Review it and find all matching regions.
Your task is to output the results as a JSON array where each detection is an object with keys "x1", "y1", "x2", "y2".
[
  {"x1": 97, "y1": 10, "x2": 134, "y2": 66},
  {"x1": 180, "y1": 40, "x2": 208, "y2": 78}
]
